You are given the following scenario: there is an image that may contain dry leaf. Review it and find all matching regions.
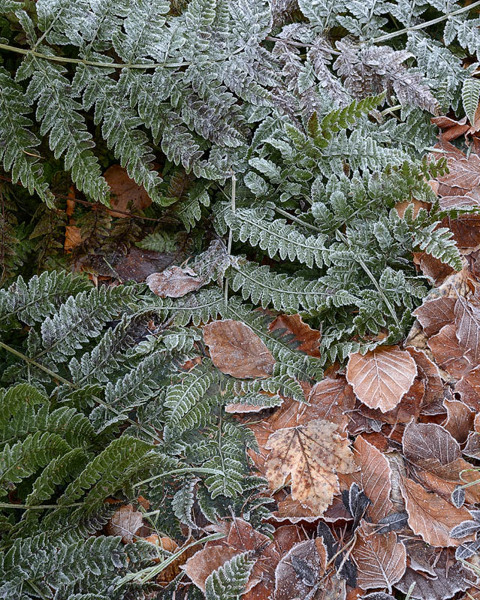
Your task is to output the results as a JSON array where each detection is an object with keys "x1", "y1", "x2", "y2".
[
  {"x1": 265, "y1": 419, "x2": 355, "y2": 514},
  {"x1": 346, "y1": 346, "x2": 417, "y2": 413},
  {"x1": 306, "y1": 377, "x2": 356, "y2": 432},
  {"x1": 443, "y1": 398, "x2": 475, "y2": 444},
  {"x1": 456, "y1": 365, "x2": 480, "y2": 411},
  {"x1": 413, "y1": 251, "x2": 455, "y2": 286},
  {"x1": 455, "y1": 293, "x2": 480, "y2": 362},
  {"x1": 395, "y1": 547, "x2": 477, "y2": 600},
  {"x1": 146, "y1": 265, "x2": 204, "y2": 298},
  {"x1": 203, "y1": 319, "x2": 275, "y2": 378},
  {"x1": 400, "y1": 476, "x2": 473, "y2": 547},
  {"x1": 403, "y1": 422, "x2": 460, "y2": 467},
  {"x1": 413, "y1": 296, "x2": 456, "y2": 337},
  {"x1": 105, "y1": 504, "x2": 143, "y2": 543},
  {"x1": 104, "y1": 164, "x2": 152, "y2": 217},
  {"x1": 352, "y1": 436, "x2": 394, "y2": 522},
  {"x1": 406, "y1": 348, "x2": 444, "y2": 414},
  {"x1": 352, "y1": 528, "x2": 406, "y2": 592},
  {"x1": 428, "y1": 323, "x2": 473, "y2": 379},
  {"x1": 182, "y1": 546, "x2": 239, "y2": 593},
  {"x1": 269, "y1": 313, "x2": 321, "y2": 357},
  {"x1": 274, "y1": 538, "x2": 327, "y2": 600}
]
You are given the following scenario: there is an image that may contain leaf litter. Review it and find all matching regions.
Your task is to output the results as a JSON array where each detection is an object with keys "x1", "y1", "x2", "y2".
[{"x1": 93, "y1": 124, "x2": 480, "y2": 599}]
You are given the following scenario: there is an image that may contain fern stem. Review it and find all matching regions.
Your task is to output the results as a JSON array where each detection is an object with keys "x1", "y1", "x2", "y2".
[
  {"x1": 0, "y1": 341, "x2": 73, "y2": 386},
  {"x1": 373, "y1": 0, "x2": 480, "y2": 44},
  {"x1": 135, "y1": 467, "x2": 224, "y2": 487},
  {"x1": 274, "y1": 207, "x2": 323, "y2": 233},
  {"x1": 225, "y1": 172, "x2": 236, "y2": 305},
  {"x1": 0, "y1": 341, "x2": 163, "y2": 444},
  {"x1": 336, "y1": 231, "x2": 401, "y2": 329},
  {"x1": 0, "y1": 501, "x2": 83, "y2": 509}
]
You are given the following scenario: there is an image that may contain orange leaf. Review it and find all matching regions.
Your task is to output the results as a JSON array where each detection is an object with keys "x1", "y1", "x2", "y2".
[
  {"x1": 346, "y1": 346, "x2": 417, "y2": 413},
  {"x1": 400, "y1": 476, "x2": 473, "y2": 547},
  {"x1": 269, "y1": 313, "x2": 321, "y2": 357}
]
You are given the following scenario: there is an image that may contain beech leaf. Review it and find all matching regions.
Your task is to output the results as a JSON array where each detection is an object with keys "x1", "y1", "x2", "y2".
[
  {"x1": 269, "y1": 313, "x2": 321, "y2": 357},
  {"x1": 346, "y1": 346, "x2": 417, "y2": 413},
  {"x1": 352, "y1": 528, "x2": 406, "y2": 592},
  {"x1": 400, "y1": 476, "x2": 473, "y2": 547},
  {"x1": 146, "y1": 265, "x2": 204, "y2": 298},
  {"x1": 265, "y1": 419, "x2": 355, "y2": 514},
  {"x1": 105, "y1": 504, "x2": 143, "y2": 543},
  {"x1": 203, "y1": 319, "x2": 276, "y2": 378}
]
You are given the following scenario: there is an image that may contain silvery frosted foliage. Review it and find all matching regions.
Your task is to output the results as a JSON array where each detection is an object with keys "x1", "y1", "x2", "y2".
[{"x1": 0, "y1": 0, "x2": 479, "y2": 207}]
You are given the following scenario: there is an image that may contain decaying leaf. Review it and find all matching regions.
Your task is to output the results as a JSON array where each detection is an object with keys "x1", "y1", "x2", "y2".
[
  {"x1": 395, "y1": 547, "x2": 477, "y2": 600},
  {"x1": 146, "y1": 265, "x2": 204, "y2": 298},
  {"x1": 352, "y1": 527, "x2": 406, "y2": 592},
  {"x1": 455, "y1": 293, "x2": 480, "y2": 362},
  {"x1": 269, "y1": 313, "x2": 321, "y2": 357},
  {"x1": 274, "y1": 538, "x2": 327, "y2": 600},
  {"x1": 400, "y1": 476, "x2": 473, "y2": 547},
  {"x1": 443, "y1": 398, "x2": 475, "y2": 443},
  {"x1": 306, "y1": 377, "x2": 356, "y2": 432},
  {"x1": 350, "y1": 436, "x2": 394, "y2": 522},
  {"x1": 105, "y1": 504, "x2": 143, "y2": 543},
  {"x1": 203, "y1": 319, "x2": 276, "y2": 378},
  {"x1": 104, "y1": 164, "x2": 152, "y2": 217},
  {"x1": 413, "y1": 296, "x2": 456, "y2": 337},
  {"x1": 346, "y1": 346, "x2": 417, "y2": 413},
  {"x1": 182, "y1": 545, "x2": 239, "y2": 593},
  {"x1": 265, "y1": 419, "x2": 355, "y2": 514},
  {"x1": 428, "y1": 323, "x2": 473, "y2": 379}
]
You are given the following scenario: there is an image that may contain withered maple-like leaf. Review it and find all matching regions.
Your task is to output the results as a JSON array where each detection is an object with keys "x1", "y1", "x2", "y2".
[
  {"x1": 203, "y1": 319, "x2": 275, "y2": 378},
  {"x1": 400, "y1": 477, "x2": 473, "y2": 547},
  {"x1": 351, "y1": 435, "x2": 394, "y2": 522},
  {"x1": 269, "y1": 313, "x2": 321, "y2": 358},
  {"x1": 346, "y1": 346, "x2": 417, "y2": 413},
  {"x1": 265, "y1": 419, "x2": 355, "y2": 514},
  {"x1": 454, "y1": 293, "x2": 480, "y2": 362},
  {"x1": 146, "y1": 266, "x2": 204, "y2": 298},
  {"x1": 443, "y1": 398, "x2": 474, "y2": 443},
  {"x1": 352, "y1": 528, "x2": 406, "y2": 592},
  {"x1": 412, "y1": 296, "x2": 456, "y2": 337},
  {"x1": 105, "y1": 504, "x2": 144, "y2": 543}
]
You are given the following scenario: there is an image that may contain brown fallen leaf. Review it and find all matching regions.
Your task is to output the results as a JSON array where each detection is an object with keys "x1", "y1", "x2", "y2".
[
  {"x1": 352, "y1": 527, "x2": 406, "y2": 592},
  {"x1": 346, "y1": 346, "x2": 417, "y2": 413},
  {"x1": 455, "y1": 293, "x2": 480, "y2": 363},
  {"x1": 456, "y1": 365, "x2": 480, "y2": 411},
  {"x1": 406, "y1": 348, "x2": 444, "y2": 414},
  {"x1": 265, "y1": 419, "x2": 355, "y2": 514},
  {"x1": 105, "y1": 504, "x2": 143, "y2": 543},
  {"x1": 274, "y1": 538, "x2": 329, "y2": 600},
  {"x1": 413, "y1": 251, "x2": 455, "y2": 286},
  {"x1": 203, "y1": 319, "x2": 276, "y2": 378},
  {"x1": 306, "y1": 377, "x2": 356, "y2": 432},
  {"x1": 146, "y1": 265, "x2": 204, "y2": 298},
  {"x1": 428, "y1": 323, "x2": 473, "y2": 379},
  {"x1": 395, "y1": 547, "x2": 477, "y2": 600},
  {"x1": 182, "y1": 545, "x2": 239, "y2": 593},
  {"x1": 351, "y1": 435, "x2": 394, "y2": 522},
  {"x1": 443, "y1": 398, "x2": 475, "y2": 444},
  {"x1": 413, "y1": 296, "x2": 456, "y2": 337},
  {"x1": 400, "y1": 476, "x2": 473, "y2": 547},
  {"x1": 269, "y1": 313, "x2": 321, "y2": 358},
  {"x1": 104, "y1": 164, "x2": 152, "y2": 218},
  {"x1": 403, "y1": 422, "x2": 460, "y2": 467},
  {"x1": 356, "y1": 378, "x2": 425, "y2": 425}
]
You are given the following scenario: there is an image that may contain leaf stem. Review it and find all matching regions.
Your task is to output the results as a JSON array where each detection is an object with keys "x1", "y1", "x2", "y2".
[{"x1": 372, "y1": 0, "x2": 480, "y2": 44}]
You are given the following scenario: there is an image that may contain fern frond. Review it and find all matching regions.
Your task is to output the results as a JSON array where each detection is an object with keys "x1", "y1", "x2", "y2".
[{"x1": 205, "y1": 551, "x2": 255, "y2": 600}]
